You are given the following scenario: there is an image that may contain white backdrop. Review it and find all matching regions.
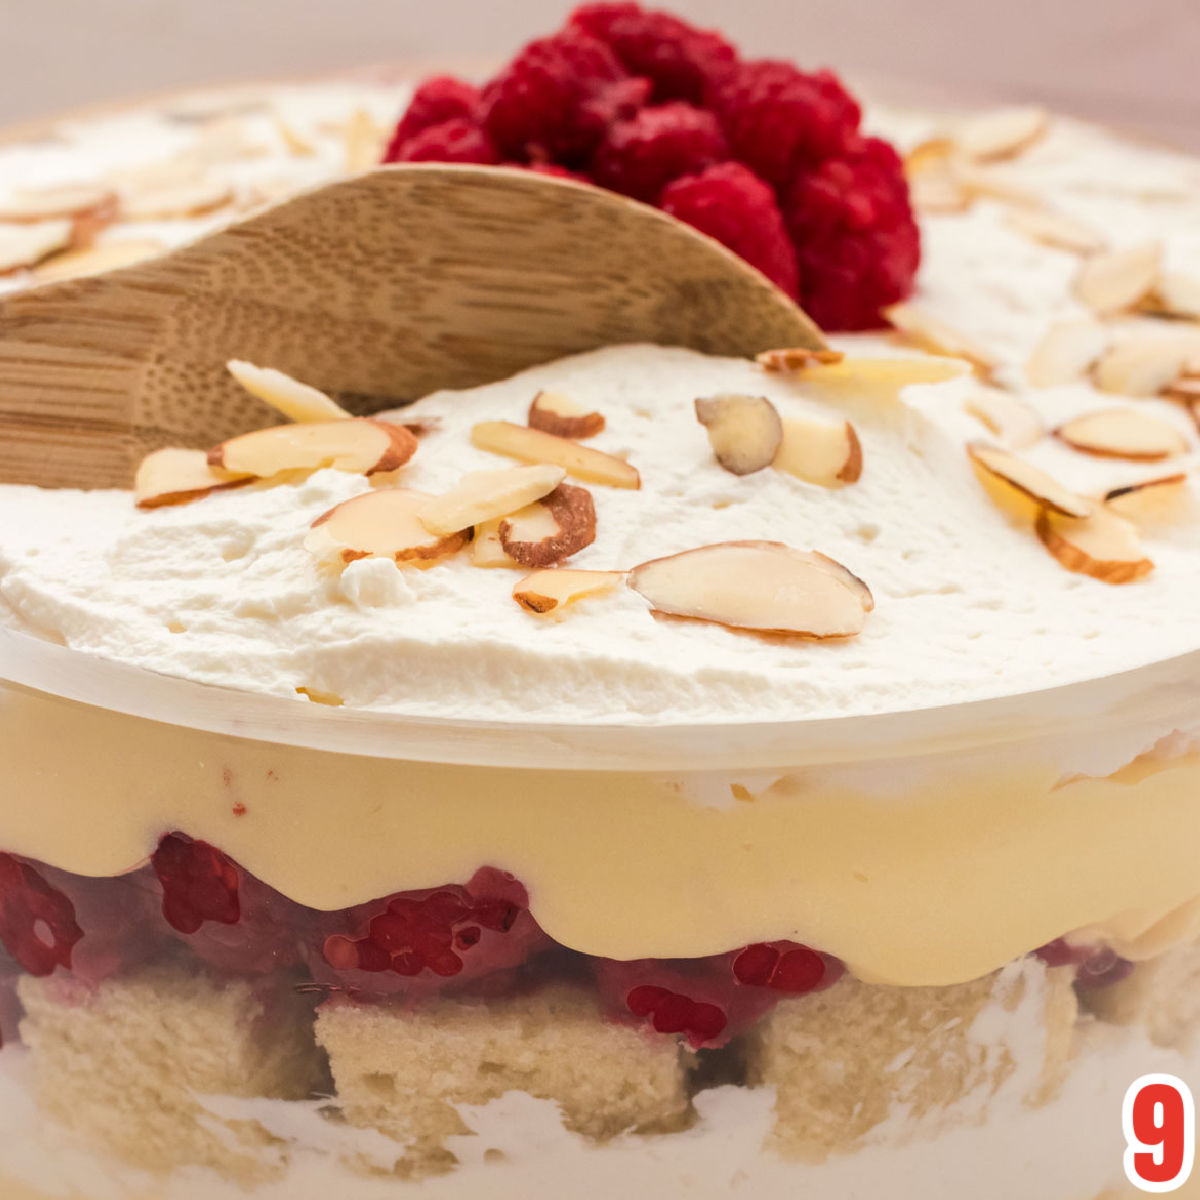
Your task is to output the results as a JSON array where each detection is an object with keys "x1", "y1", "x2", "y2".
[{"x1": 2, "y1": 0, "x2": 1198, "y2": 148}]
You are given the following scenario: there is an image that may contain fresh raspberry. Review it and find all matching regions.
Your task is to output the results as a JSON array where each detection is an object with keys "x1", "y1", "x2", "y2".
[
  {"x1": 0, "y1": 854, "x2": 81, "y2": 977},
  {"x1": 315, "y1": 867, "x2": 550, "y2": 998},
  {"x1": 708, "y1": 60, "x2": 860, "y2": 187},
  {"x1": 383, "y1": 75, "x2": 482, "y2": 162},
  {"x1": 386, "y1": 118, "x2": 500, "y2": 166},
  {"x1": 598, "y1": 940, "x2": 841, "y2": 1049},
  {"x1": 568, "y1": 3, "x2": 738, "y2": 104},
  {"x1": 480, "y1": 29, "x2": 649, "y2": 165},
  {"x1": 784, "y1": 135, "x2": 920, "y2": 329},
  {"x1": 591, "y1": 101, "x2": 727, "y2": 202},
  {"x1": 659, "y1": 162, "x2": 799, "y2": 298},
  {"x1": 151, "y1": 834, "x2": 304, "y2": 974}
]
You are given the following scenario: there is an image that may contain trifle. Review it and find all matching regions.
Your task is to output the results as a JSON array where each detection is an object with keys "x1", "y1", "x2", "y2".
[{"x1": 2, "y1": 5, "x2": 1200, "y2": 1199}]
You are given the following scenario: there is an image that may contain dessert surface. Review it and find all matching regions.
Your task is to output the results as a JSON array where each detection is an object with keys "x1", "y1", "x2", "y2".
[{"x1": 0, "y1": 341, "x2": 1199, "y2": 723}]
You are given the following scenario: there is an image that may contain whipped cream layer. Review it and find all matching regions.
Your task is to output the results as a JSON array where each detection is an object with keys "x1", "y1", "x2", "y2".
[{"x1": 0, "y1": 343, "x2": 1198, "y2": 722}]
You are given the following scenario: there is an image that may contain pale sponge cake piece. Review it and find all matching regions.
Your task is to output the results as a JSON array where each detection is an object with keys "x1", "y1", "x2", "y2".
[
  {"x1": 746, "y1": 958, "x2": 1077, "y2": 1160},
  {"x1": 18, "y1": 966, "x2": 326, "y2": 1181},
  {"x1": 1085, "y1": 938, "x2": 1200, "y2": 1049},
  {"x1": 316, "y1": 983, "x2": 691, "y2": 1173}
]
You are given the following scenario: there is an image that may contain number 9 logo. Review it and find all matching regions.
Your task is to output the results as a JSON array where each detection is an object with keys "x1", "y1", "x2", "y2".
[{"x1": 1124, "y1": 1074, "x2": 1195, "y2": 1193}]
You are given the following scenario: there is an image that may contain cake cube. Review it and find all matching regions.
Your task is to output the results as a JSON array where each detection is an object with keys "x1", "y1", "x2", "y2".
[
  {"x1": 1085, "y1": 938, "x2": 1200, "y2": 1048},
  {"x1": 746, "y1": 958, "x2": 1077, "y2": 1160},
  {"x1": 316, "y1": 983, "x2": 691, "y2": 1173},
  {"x1": 18, "y1": 965, "x2": 326, "y2": 1181}
]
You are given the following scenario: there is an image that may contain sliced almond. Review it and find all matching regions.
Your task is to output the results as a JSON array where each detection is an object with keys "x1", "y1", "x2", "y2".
[
  {"x1": 419, "y1": 464, "x2": 566, "y2": 536},
  {"x1": 1185, "y1": 356, "x2": 1200, "y2": 380},
  {"x1": 755, "y1": 347, "x2": 846, "y2": 372},
  {"x1": 789, "y1": 356, "x2": 968, "y2": 405},
  {"x1": 498, "y1": 483, "x2": 597, "y2": 567},
  {"x1": 1003, "y1": 207, "x2": 1106, "y2": 255},
  {"x1": 964, "y1": 391, "x2": 1044, "y2": 449},
  {"x1": 210, "y1": 419, "x2": 416, "y2": 478},
  {"x1": 33, "y1": 238, "x2": 164, "y2": 282},
  {"x1": 910, "y1": 168, "x2": 972, "y2": 214},
  {"x1": 472, "y1": 507, "x2": 558, "y2": 568},
  {"x1": 1036, "y1": 507, "x2": 1153, "y2": 584},
  {"x1": 628, "y1": 541, "x2": 872, "y2": 639},
  {"x1": 344, "y1": 108, "x2": 385, "y2": 173},
  {"x1": 471, "y1": 421, "x2": 640, "y2": 489},
  {"x1": 273, "y1": 111, "x2": 317, "y2": 157},
  {"x1": 1154, "y1": 273, "x2": 1200, "y2": 321},
  {"x1": 882, "y1": 304, "x2": 1002, "y2": 379},
  {"x1": 1166, "y1": 377, "x2": 1200, "y2": 402},
  {"x1": 956, "y1": 106, "x2": 1049, "y2": 162},
  {"x1": 904, "y1": 137, "x2": 957, "y2": 176},
  {"x1": 1073, "y1": 242, "x2": 1162, "y2": 316},
  {"x1": 1055, "y1": 407, "x2": 1189, "y2": 461},
  {"x1": 1094, "y1": 336, "x2": 1196, "y2": 397},
  {"x1": 121, "y1": 177, "x2": 234, "y2": 221},
  {"x1": 951, "y1": 161, "x2": 1043, "y2": 209},
  {"x1": 773, "y1": 416, "x2": 862, "y2": 487},
  {"x1": 1104, "y1": 475, "x2": 1190, "y2": 525},
  {"x1": 0, "y1": 220, "x2": 73, "y2": 275},
  {"x1": 694, "y1": 394, "x2": 783, "y2": 476},
  {"x1": 193, "y1": 117, "x2": 268, "y2": 164},
  {"x1": 227, "y1": 360, "x2": 352, "y2": 423},
  {"x1": 967, "y1": 443, "x2": 1091, "y2": 517},
  {"x1": 134, "y1": 447, "x2": 252, "y2": 509},
  {"x1": 0, "y1": 182, "x2": 117, "y2": 223},
  {"x1": 306, "y1": 488, "x2": 467, "y2": 566},
  {"x1": 513, "y1": 568, "x2": 623, "y2": 614},
  {"x1": 527, "y1": 391, "x2": 606, "y2": 439},
  {"x1": 1025, "y1": 319, "x2": 1109, "y2": 388}
]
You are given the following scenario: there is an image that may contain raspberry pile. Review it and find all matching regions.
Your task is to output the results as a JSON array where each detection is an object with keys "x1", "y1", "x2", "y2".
[{"x1": 381, "y1": 3, "x2": 919, "y2": 329}]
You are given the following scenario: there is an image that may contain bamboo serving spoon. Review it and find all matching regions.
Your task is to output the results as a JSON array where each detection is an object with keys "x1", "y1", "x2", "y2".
[{"x1": 0, "y1": 163, "x2": 825, "y2": 489}]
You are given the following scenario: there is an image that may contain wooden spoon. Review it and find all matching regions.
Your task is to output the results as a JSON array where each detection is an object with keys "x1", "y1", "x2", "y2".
[{"x1": 0, "y1": 164, "x2": 825, "y2": 489}]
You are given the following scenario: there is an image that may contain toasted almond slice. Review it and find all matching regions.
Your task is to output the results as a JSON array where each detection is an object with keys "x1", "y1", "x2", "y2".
[
  {"x1": 0, "y1": 183, "x2": 116, "y2": 223},
  {"x1": 1167, "y1": 377, "x2": 1200, "y2": 402},
  {"x1": 910, "y1": 168, "x2": 972, "y2": 214},
  {"x1": 121, "y1": 177, "x2": 234, "y2": 221},
  {"x1": 951, "y1": 161, "x2": 1043, "y2": 209},
  {"x1": 1104, "y1": 474, "x2": 1190, "y2": 524},
  {"x1": 882, "y1": 304, "x2": 1002, "y2": 379},
  {"x1": 628, "y1": 541, "x2": 872, "y2": 639},
  {"x1": 471, "y1": 421, "x2": 640, "y2": 488},
  {"x1": 1035, "y1": 507, "x2": 1153, "y2": 584},
  {"x1": 528, "y1": 391, "x2": 606, "y2": 439},
  {"x1": 904, "y1": 137, "x2": 957, "y2": 175},
  {"x1": 1025, "y1": 319, "x2": 1109, "y2": 388},
  {"x1": 306, "y1": 488, "x2": 467, "y2": 566},
  {"x1": 513, "y1": 568, "x2": 624, "y2": 614},
  {"x1": 1073, "y1": 242, "x2": 1162, "y2": 316},
  {"x1": 1055, "y1": 407, "x2": 1189, "y2": 461},
  {"x1": 694, "y1": 394, "x2": 783, "y2": 476},
  {"x1": 956, "y1": 106, "x2": 1049, "y2": 162},
  {"x1": 1185, "y1": 356, "x2": 1200, "y2": 379},
  {"x1": 1094, "y1": 336, "x2": 1196, "y2": 397},
  {"x1": 273, "y1": 111, "x2": 317, "y2": 157},
  {"x1": 472, "y1": 507, "x2": 558, "y2": 568},
  {"x1": 1003, "y1": 207, "x2": 1106, "y2": 255},
  {"x1": 965, "y1": 391, "x2": 1044, "y2": 449},
  {"x1": 344, "y1": 108, "x2": 385, "y2": 173},
  {"x1": 967, "y1": 443, "x2": 1091, "y2": 517},
  {"x1": 773, "y1": 416, "x2": 862, "y2": 486},
  {"x1": 789, "y1": 356, "x2": 969, "y2": 405},
  {"x1": 33, "y1": 238, "x2": 164, "y2": 282},
  {"x1": 0, "y1": 220, "x2": 73, "y2": 274},
  {"x1": 134, "y1": 447, "x2": 253, "y2": 509},
  {"x1": 499, "y1": 483, "x2": 597, "y2": 567},
  {"x1": 210, "y1": 419, "x2": 416, "y2": 478},
  {"x1": 419, "y1": 464, "x2": 566, "y2": 535},
  {"x1": 756, "y1": 347, "x2": 846, "y2": 372},
  {"x1": 227, "y1": 360, "x2": 352, "y2": 423},
  {"x1": 1154, "y1": 273, "x2": 1200, "y2": 321}
]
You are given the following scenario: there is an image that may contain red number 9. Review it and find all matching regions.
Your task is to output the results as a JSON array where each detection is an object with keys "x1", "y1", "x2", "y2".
[{"x1": 1124, "y1": 1074, "x2": 1195, "y2": 1193}]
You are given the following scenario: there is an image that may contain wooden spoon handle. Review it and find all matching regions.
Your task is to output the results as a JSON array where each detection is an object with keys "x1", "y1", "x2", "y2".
[{"x1": 0, "y1": 164, "x2": 825, "y2": 489}]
